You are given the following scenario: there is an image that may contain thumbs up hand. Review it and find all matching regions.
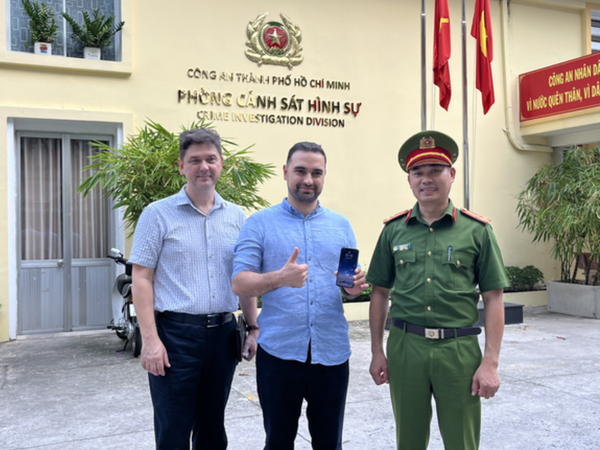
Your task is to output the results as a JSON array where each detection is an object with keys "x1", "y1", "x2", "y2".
[{"x1": 279, "y1": 247, "x2": 309, "y2": 288}]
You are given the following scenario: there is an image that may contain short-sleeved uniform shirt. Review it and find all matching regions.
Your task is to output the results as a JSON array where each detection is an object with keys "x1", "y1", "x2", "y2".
[{"x1": 367, "y1": 200, "x2": 509, "y2": 328}]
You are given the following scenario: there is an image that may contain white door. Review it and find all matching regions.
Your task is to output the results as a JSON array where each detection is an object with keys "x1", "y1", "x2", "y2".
[{"x1": 18, "y1": 135, "x2": 114, "y2": 334}]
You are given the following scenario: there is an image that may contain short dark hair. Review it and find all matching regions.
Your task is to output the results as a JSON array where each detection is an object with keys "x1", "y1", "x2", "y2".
[
  {"x1": 286, "y1": 142, "x2": 327, "y2": 164},
  {"x1": 179, "y1": 128, "x2": 222, "y2": 159}
]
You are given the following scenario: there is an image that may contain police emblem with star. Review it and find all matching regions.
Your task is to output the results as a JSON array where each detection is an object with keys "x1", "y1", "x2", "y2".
[{"x1": 245, "y1": 12, "x2": 304, "y2": 69}]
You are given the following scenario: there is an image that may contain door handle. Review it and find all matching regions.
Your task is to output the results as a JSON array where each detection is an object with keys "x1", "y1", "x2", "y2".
[{"x1": 57, "y1": 259, "x2": 64, "y2": 267}]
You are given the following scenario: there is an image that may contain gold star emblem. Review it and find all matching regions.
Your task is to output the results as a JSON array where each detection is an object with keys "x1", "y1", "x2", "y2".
[
  {"x1": 439, "y1": 17, "x2": 449, "y2": 32},
  {"x1": 479, "y1": 12, "x2": 488, "y2": 57},
  {"x1": 419, "y1": 137, "x2": 436, "y2": 149}
]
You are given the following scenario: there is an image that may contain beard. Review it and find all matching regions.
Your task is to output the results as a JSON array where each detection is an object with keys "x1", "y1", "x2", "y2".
[{"x1": 289, "y1": 183, "x2": 322, "y2": 204}]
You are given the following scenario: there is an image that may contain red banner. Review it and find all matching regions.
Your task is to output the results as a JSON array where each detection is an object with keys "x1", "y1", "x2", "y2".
[{"x1": 520, "y1": 53, "x2": 600, "y2": 122}]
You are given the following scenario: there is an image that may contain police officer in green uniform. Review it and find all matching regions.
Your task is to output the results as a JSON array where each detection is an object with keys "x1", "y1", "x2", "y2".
[{"x1": 367, "y1": 130, "x2": 509, "y2": 450}]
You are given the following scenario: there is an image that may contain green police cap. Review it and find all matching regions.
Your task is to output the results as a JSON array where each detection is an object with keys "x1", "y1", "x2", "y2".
[{"x1": 398, "y1": 130, "x2": 459, "y2": 173}]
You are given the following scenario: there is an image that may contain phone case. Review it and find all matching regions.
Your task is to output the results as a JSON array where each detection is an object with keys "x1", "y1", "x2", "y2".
[{"x1": 336, "y1": 248, "x2": 359, "y2": 288}]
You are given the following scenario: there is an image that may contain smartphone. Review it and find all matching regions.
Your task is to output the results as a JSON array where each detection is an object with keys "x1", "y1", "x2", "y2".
[{"x1": 336, "y1": 247, "x2": 359, "y2": 288}]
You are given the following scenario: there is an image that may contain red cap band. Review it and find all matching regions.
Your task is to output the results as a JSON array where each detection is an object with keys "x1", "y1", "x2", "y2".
[{"x1": 406, "y1": 147, "x2": 453, "y2": 171}]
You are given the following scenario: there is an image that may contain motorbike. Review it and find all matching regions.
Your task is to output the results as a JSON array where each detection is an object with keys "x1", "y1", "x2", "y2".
[{"x1": 107, "y1": 248, "x2": 142, "y2": 357}]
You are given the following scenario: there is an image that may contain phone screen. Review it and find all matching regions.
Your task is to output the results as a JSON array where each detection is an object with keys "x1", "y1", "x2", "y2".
[{"x1": 336, "y1": 247, "x2": 359, "y2": 288}]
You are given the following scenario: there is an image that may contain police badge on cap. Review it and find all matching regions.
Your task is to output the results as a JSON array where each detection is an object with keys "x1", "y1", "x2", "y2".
[{"x1": 398, "y1": 130, "x2": 459, "y2": 173}]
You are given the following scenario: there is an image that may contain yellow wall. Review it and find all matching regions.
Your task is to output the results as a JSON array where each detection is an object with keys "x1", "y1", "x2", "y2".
[{"x1": 2, "y1": 0, "x2": 600, "y2": 340}]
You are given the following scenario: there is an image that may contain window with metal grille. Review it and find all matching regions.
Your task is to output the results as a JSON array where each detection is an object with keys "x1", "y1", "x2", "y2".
[
  {"x1": 9, "y1": 0, "x2": 123, "y2": 61},
  {"x1": 591, "y1": 10, "x2": 600, "y2": 54}
]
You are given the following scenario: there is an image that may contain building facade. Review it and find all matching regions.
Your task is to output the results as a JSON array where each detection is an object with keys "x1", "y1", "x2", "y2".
[{"x1": 2, "y1": 0, "x2": 600, "y2": 341}]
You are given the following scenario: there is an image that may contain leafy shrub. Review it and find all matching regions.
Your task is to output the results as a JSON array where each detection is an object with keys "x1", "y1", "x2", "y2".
[
  {"x1": 516, "y1": 145, "x2": 600, "y2": 285},
  {"x1": 61, "y1": 8, "x2": 124, "y2": 49},
  {"x1": 78, "y1": 119, "x2": 275, "y2": 237},
  {"x1": 504, "y1": 265, "x2": 545, "y2": 292},
  {"x1": 21, "y1": 0, "x2": 58, "y2": 44}
]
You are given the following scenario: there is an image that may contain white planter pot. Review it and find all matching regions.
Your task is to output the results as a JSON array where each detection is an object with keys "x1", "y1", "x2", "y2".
[
  {"x1": 547, "y1": 280, "x2": 600, "y2": 319},
  {"x1": 84, "y1": 47, "x2": 101, "y2": 60},
  {"x1": 34, "y1": 42, "x2": 52, "y2": 55}
]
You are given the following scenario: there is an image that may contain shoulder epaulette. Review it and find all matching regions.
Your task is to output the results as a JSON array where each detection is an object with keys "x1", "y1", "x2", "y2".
[
  {"x1": 383, "y1": 209, "x2": 411, "y2": 225},
  {"x1": 460, "y1": 208, "x2": 491, "y2": 224}
]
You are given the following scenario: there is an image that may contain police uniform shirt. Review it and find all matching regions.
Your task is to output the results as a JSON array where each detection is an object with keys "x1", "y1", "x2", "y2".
[{"x1": 367, "y1": 200, "x2": 510, "y2": 329}]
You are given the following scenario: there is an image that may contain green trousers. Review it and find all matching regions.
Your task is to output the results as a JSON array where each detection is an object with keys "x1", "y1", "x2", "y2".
[{"x1": 387, "y1": 324, "x2": 482, "y2": 450}]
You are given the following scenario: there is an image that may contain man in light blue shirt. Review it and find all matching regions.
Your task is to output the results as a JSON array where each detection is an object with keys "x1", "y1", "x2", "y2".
[
  {"x1": 232, "y1": 142, "x2": 367, "y2": 450},
  {"x1": 129, "y1": 128, "x2": 258, "y2": 450}
]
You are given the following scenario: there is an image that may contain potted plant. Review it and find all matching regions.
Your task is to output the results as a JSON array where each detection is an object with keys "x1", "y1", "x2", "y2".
[
  {"x1": 516, "y1": 144, "x2": 600, "y2": 318},
  {"x1": 61, "y1": 8, "x2": 125, "y2": 60},
  {"x1": 77, "y1": 120, "x2": 275, "y2": 235},
  {"x1": 21, "y1": 0, "x2": 58, "y2": 55}
]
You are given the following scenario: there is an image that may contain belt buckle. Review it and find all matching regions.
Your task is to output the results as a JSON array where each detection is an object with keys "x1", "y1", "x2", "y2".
[
  {"x1": 425, "y1": 328, "x2": 440, "y2": 339},
  {"x1": 206, "y1": 314, "x2": 220, "y2": 328}
]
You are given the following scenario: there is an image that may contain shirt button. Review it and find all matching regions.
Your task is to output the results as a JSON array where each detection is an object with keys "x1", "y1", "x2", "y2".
[
  {"x1": 457, "y1": 260, "x2": 461, "y2": 266},
  {"x1": 429, "y1": 227, "x2": 434, "y2": 232},
  {"x1": 310, "y1": 301, "x2": 314, "y2": 305},
  {"x1": 307, "y1": 237, "x2": 311, "y2": 241},
  {"x1": 310, "y1": 323, "x2": 313, "y2": 327},
  {"x1": 400, "y1": 260, "x2": 404, "y2": 264},
  {"x1": 209, "y1": 255, "x2": 213, "y2": 258},
  {"x1": 427, "y1": 251, "x2": 432, "y2": 257},
  {"x1": 427, "y1": 306, "x2": 432, "y2": 311},
  {"x1": 308, "y1": 257, "x2": 312, "y2": 261},
  {"x1": 309, "y1": 279, "x2": 313, "y2": 283},
  {"x1": 427, "y1": 278, "x2": 432, "y2": 283}
]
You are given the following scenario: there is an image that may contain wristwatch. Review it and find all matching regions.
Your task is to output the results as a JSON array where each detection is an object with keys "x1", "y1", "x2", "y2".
[{"x1": 246, "y1": 324, "x2": 259, "y2": 332}]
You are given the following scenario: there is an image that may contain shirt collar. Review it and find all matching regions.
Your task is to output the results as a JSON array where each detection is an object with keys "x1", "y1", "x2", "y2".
[
  {"x1": 407, "y1": 199, "x2": 456, "y2": 225},
  {"x1": 175, "y1": 186, "x2": 225, "y2": 211},
  {"x1": 281, "y1": 197, "x2": 322, "y2": 218}
]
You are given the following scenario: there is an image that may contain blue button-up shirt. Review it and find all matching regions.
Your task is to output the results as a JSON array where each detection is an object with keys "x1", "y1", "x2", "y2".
[
  {"x1": 233, "y1": 199, "x2": 357, "y2": 365},
  {"x1": 129, "y1": 187, "x2": 246, "y2": 314}
]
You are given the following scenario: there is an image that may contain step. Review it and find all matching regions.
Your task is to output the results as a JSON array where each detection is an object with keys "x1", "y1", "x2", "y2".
[{"x1": 475, "y1": 301, "x2": 523, "y2": 327}]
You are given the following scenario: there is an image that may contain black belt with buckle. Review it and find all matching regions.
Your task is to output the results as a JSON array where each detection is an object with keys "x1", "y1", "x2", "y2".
[
  {"x1": 158, "y1": 311, "x2": 233, "y2": 328},
  {"x1": 392, "y1": 318, "x2": 481, "y2": 340}
]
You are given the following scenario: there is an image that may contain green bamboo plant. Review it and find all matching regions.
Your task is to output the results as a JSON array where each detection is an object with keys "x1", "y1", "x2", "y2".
[
  {"x1": 78, "y1": 120, "x2": 275, "y2": 237},
  {"x1": 61, "y1": 8, "x2": 124, "y2": 48},
  {"x1": 21, "y1": 0, "x2": 58, "y2": 44},
  {"x1": 516, "y1": 144, "x2": 600, "y2": 285}
]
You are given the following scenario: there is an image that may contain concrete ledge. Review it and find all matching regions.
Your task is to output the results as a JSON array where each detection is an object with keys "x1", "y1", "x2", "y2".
[
  {"x1": 547, "y1": 280, "x2": 600, "y2": 319},
  {"x1": 343, "y1": 301, "x2": 370, "y2": 321},
  {"x1": 503, "y1": 290, "x2": 547, "y2": 307}
]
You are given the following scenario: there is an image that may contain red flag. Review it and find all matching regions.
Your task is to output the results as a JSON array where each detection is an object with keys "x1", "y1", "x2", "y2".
[
  {"x1": 433, "y1": 0, "x2": 451, "y2": 110},
  {"x1": 471, "y1": 0, "x2": 494, "y2": 114}
]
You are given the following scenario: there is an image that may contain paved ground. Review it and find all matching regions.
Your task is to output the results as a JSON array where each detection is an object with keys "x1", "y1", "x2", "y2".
[{"x1": 1, "y1": 307, "x2": 599, "y2": 449}]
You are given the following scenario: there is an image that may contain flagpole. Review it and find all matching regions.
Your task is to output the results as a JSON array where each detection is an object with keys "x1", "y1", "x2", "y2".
[
  {"x1": 462, "y1": 0, "x2": 470, "y2": 210},
  {"x1": 421, "y1": 0, "x2": 427, "y2": 130}
]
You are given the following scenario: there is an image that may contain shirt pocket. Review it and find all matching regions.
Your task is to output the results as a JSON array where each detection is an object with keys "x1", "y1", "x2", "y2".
[
  {"x1": 441, "y1": 250, "x2": 474, "y2": 290},
  {"x1": 393, "y1": 250, "x2": 419, "y2": 290}
]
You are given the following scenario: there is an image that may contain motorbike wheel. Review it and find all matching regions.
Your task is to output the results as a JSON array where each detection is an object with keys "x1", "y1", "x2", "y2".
[{"x1": 133, "y1": 324, "x2": 142, "y2": 358}]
